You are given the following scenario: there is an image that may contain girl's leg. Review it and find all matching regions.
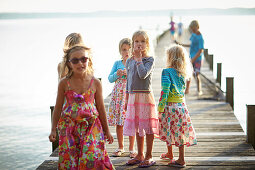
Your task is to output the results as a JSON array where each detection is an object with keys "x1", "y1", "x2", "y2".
[
  {"x1": 196, "y1": 74, "x2": 202, "y2": 94},
  {"x1": 136, "y1": 132, "x2": 144, "y2": 159},
  {"x1": 166, "y1": 145, "x2": 174, "y2": 159},
  {"x1": 127, "y1": 132, "x2": 144, "y2": 164},
  {"x1": 145, "y1": 134, "x2": 154, "y2": 160},
  {"x1": 138, "y1": 134, "x2": 155, "y2": 166},
  {"x1": 129, "y1": 136, "x2": 135, "y2": 151},
  {"x1": 176, "y1": 146, "x2": 185, "y2": 165},
  {"x1": 116, "y1": 125, "x2": 124, "y2": 149},
  {"x1": 185, "y1": 79, "x2": 191, "y2": 94}
]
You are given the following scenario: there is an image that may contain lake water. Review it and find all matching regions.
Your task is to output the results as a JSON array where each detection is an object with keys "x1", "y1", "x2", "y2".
[{"x1": 0, "y1": 15, "x2": 254, "y2": 169}]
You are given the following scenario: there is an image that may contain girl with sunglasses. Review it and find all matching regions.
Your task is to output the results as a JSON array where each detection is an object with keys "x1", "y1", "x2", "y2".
[{"x1": 49, "y1": 45, "x2": 115, "y2": 169}]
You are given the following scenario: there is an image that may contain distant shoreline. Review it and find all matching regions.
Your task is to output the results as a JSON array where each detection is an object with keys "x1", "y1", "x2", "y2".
[{"x1": 1, "y1": 8, "x2": 255, "y2": 20}]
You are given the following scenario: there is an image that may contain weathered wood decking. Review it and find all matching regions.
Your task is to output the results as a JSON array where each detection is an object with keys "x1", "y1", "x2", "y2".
[{"x1": 37, "y1": 31, "x2": 255, "y2": 169}]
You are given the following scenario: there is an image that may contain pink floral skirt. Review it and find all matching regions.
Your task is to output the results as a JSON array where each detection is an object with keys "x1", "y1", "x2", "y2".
[
  {"x1": 123, "y1": 93, "x2": 159, "y2": 137},
  {"x1": 159, "y1": 102, "x2": 197, "y2": 147}
]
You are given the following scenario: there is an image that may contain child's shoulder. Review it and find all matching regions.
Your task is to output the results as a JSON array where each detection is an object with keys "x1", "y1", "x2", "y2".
[{"x1": 163, "y1": 68, "x2": 176, "y2": 73}]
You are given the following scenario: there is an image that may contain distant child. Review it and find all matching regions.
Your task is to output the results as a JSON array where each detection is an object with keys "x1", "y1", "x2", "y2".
[
  {"x1": 178, "y1": 17, "x2": 183, "y2": 37},
  {"x1": 169, "y1": 16, "x2": 176, "y2": 41},
  {"x1": 124, "y1": 30, "x2": 159, "y2": 168},
  {"x1": 107, "y1": 38, "x2": 136, "y2": 158},
  {"x1": 158, "y1": 45, "x2": 197, "y2": 168},
  {"x1": 175, "y1": 20, "x2": 204, "y2": 95},
  {"x1": 49, "y1": 45, "x2": 115, "y2": 169},
  {"x1": 58, "y1": 33, "x2": 84, "y2": 80}
]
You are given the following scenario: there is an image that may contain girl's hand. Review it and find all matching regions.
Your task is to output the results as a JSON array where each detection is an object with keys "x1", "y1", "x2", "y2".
[
  {"x1": 124, "y1": 102, "x2": 127, "y2": 111},
  {"x1": 191, "y1": 58, "x2": 196, "y2": 63},
  {"x1": 132, "y1": 48, "x2": 142, "y2": 62},
  {"x1": 104, "y1": 131, "x2": 114, "y2": 144},
  {"x1": 49, "y1": 130, "x2": 57, "y2": 142},
  {"x1": 122, "y1": 69, "x2": 127, "y2": 76},
  {"x1": 116, "y1": 69, "x2": 123, "y2": 76}
]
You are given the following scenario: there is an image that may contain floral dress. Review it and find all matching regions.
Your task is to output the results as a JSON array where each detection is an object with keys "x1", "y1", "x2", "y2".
[
  {"x1": 107, "y1": 60, "x2": 127, "y2": 126},
  {"x1": 107, "y1": 76, "x2": 127, "y2": 126},
  {"x1": 158, "y1": 68, "x2": 197, "y2": 147},
  {"x1": 57, "y1": 78, "x2": 114, "y2": 170}
]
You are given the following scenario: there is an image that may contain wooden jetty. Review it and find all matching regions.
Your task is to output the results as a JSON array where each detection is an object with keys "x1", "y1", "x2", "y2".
[{"x1": 37, "y1": 31, "x2": 255, "y2": 169}]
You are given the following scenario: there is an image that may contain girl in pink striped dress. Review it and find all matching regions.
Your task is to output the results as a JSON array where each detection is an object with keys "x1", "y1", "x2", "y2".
[{"x1": 124, "y1": 30, "x2": 159, "y2": 168}]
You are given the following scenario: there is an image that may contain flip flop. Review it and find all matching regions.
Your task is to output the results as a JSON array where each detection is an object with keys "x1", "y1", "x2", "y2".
[
  {"x1": 126, "y1": 158, "x2": 142, "y2": 165},
  {"x1": 138, "y1": 158, "x2": 156, "y2": 168},
  {"x1": 160, "y1": 153, "x2": 175, "y2": 161},
  {"x1": 111, "y1": 148, "x2": 124, "y2": 157},
  {"x1": 168, "y1": 160, "x2": 186, "y2": 168},
  {"x1": 129, "y1": 150, "x2": 137, "y2": 158}
]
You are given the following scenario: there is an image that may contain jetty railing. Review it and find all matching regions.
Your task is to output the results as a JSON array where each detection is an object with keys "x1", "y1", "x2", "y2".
[{"x1": 204, "y1": 48, "x2": 254, "y2": 149}]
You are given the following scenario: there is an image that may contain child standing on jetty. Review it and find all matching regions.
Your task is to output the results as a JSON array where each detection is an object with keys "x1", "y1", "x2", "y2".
[
  {"x1": 175, "y1": 20, "x2": 204, "y2": 95},
  {"x1": 58, "y1": 33, "x2": 84, "y2": 80},
  {"x1": 49, "y1": 45, "x2": 115, "y2": 170},
  {"x1": 124, "y1": 30, "x2": 159, "y2": 168},
  {"x1": 158, "y1": 45, "x2": 197, "y2": 168},
  {"x1": 107, "y1": 38, "x2": 136, "y2": 158}
]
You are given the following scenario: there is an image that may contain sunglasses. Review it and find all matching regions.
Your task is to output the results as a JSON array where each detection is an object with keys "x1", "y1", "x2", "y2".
[{"x1": 69, "y1": 56, "x2": 88, "y2": 64}]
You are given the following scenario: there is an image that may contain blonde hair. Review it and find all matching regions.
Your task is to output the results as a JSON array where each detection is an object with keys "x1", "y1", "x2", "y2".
[
  {"x1": 132, "y1": 30, "x2": 150, "y2": 56},
  {"x1": 119, "y1": 38, "x2": 131, "y2": 54},
  {"x1": 166, "y1": 45, "x2": 192, "y2": 79},
  {"x1": 189, "y1": 20, "x2": 199, "y2": 30},
  {"x1": 59, "y1": 33, "x2": 84, "y2": 80},
  {"x1": 63, "y1": 33, "x2": 84, "y2": 50},
  {"x1": 63, "y1": 45, "x2": 93, "y2": 78}
]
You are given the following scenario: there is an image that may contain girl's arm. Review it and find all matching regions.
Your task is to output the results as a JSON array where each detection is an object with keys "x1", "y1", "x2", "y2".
[
  {"x1": 94, "y1": 79, "x2": 114, "y2": 144},
  {"x1": 174, "y1": 40, "x2": 190, "y2": 47},
  {"x1": 158, "y1": 69, "x2": 171, "y2": 112},
  {"x1": 191, "y1": 49, "x2": 203, "y2": 63},
  {"x1": 191, "y1": 36, "x2": 204, "y2": 63},
  {"x1": 108, "y1": 61, "x2": 120, "y2": 83},
  {"x1": 136, "y1": 57, "x2": 154, "y2": 79},
  {"x1": 49, "y1": 79, "x2": 66, "y2": 142}
]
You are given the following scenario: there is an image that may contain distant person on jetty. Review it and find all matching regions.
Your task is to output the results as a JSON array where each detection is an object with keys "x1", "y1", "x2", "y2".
[
  {"x1": 124, "y1": 30, "x2": 159, "y2": 168},
  {"x1": 58, "y1": 33, "x2": 84, "y2": 80},
  {"x1": 158, "y1": 45, "x2": 197, "y2": 168},
  {"x1": 107, "y1": 38, "x2": 137, "y2": 158},
  {"x1": 169, "y1": 16, "x2": 176, "y2": 41},
  {"x1": 49, "y1": 45, "x2": 114, "y2": 169},
  {"x1": 178, "y1": 17, "x2": 183, "y2": 37},
  {"x1": 175, "y1": 20, "x2": 204, "y2": 95}
]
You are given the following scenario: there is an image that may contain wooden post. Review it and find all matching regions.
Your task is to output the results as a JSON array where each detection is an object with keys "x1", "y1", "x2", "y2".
[
  {"x1": 216, "y1": 63, "x2": 222, "y2": 87},
  {"x1": 226, "y1": 77, "x2": 234, "y2": 110},
  {"x1": 208, "y1": 54, "x2": 214, "y2": 71},
  {"x1": 247, "y1": 105, "x2": 255, "y2": 149},
  {"x1": 204, "y1": 49, "x2": 208, "y2": 62},
  {"x1": 50, "y1": 106, "x2": 59, "y2": 152}
]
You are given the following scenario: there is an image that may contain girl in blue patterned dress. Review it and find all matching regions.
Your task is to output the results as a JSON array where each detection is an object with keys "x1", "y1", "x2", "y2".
[
  {"x1": 107, "y1": 38, "x2": 136, "y2": 158},
  {"x1": 158, "y1": 45, "x2": 197, "y2": 168}
]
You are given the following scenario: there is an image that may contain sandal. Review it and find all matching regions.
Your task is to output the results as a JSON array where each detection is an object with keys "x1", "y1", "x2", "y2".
[
  {"x1": 112, "y1": 148, "x2": 124, "y2": 157},
  {"x1": 126, "y1": 158, "x2": 142, "y2": 165},
  {"x1": 160, "y1": 153, "x2": 174, "y2": 161},
  {"x1": 138, "y1": 158, "x2": 156, "y2": 168},
  {"x1": 168, "y1": 160, "x2": 186, "y2": 168},
  {"x1": 129, "y1": 150, "x2": 137, "y2": 158}
]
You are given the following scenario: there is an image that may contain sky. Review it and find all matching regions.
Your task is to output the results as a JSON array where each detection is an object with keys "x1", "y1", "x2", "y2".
[{"x1": 0, "y1": 0, "x2": 255, "y2": 12}]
